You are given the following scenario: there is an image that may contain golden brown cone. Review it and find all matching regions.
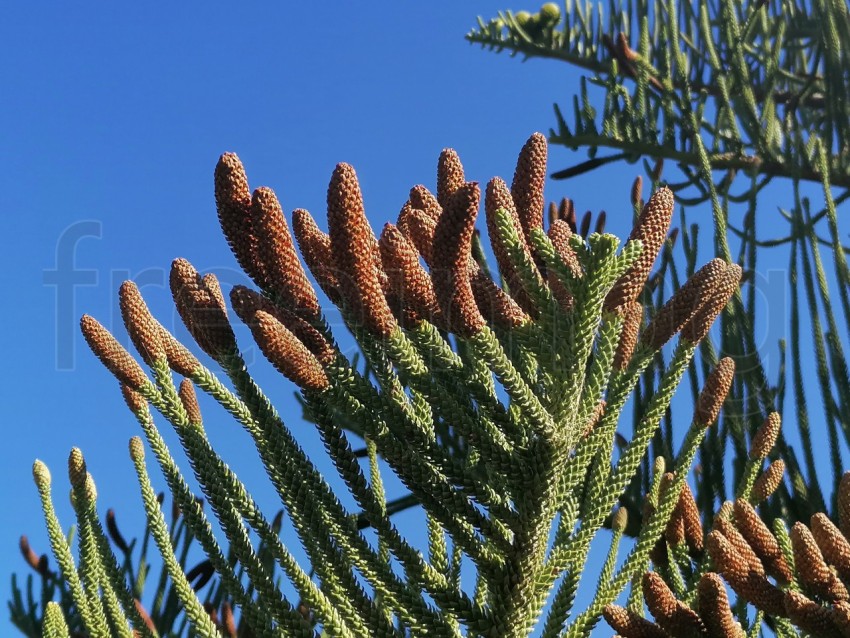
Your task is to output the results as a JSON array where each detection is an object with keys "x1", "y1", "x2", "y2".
[
  {"x1": 214, "y1": 153, "x2": 264, "y2": 286},
  {"x1": 178, "y1": 379, "x2": 202, "y2": 425},
  {"x1": 752, "y1": 459, "x2": 785, "y2": 503},
  {"x1": 749, "y1": 412, "x2": 781, "y2": 461},
  {"x1": 110, "y1": 288, "x2": 193, "y2": 378},
  {"x1": 714, "y1": 516, "x2": 764, "y2": 575},
  {"x1": 681, "y1": 264, "x2": 742, "y2": 344},
  {"x1": 840, "y1": 471, "x2": 850, "y2": 538},
  {"x1": 511, "y1": 132, "x2": 548, "y2": 247},
  {"x1": 229, "y1": 285, "x2": 335, "y2": 366},
  {"x1": 159, "y1": 329, "x2": 202, "y2": 378},
  {"x1": 697, "y1": 573, "x2": 745, "y2": 638},
  {"x1": 120, "y1": 384, "x2": 147, "y2": 413},
  {"x1": 291, "y1": 208, "x2": 342, "y2": 304},
  {"x1": 733, "y1": 499, "x2": 793, "y2": 583},
  {"x1": 552, "y1": 282, "x2": 577, "y2": 314},
  {"x1": 402, "y1": 208, "x2": 438, "y2": 266},
  {"x1": 250, "y1": 310, "x2": 329, "y2": 392},
  {"x1": 811, "y1": 513, "x2": 850, "y2": 582},
  {"x1": 384, "y1": 290, "x2": 417, "y2": 327},
  {"x1": 642, "y1": 572, "x2": 707, "y2": 636},
  {"x1": 485, "y1": 176, "x2": 539, "y2": 314},
  {"x1": 649, "y1": 536, "x2": 669, "y2": 568},
  {"x1": 791, "y1": 521, "x2": 850, "y2": 601},
  {"x1": 326, "y1": 163, "x2": 395, "y2": 337},
  {"x1": 604, "y1": 187, "x2": 675, "y2": 313},
  {"x1": 676, "y1": 482, "x2": 704, "y2": 554},
  {"x1": 563, "y1": 198, "x2": 577, "y2": 230},
  {"x1": 397, "y1": 200, "x2": 415, "y2": 235},
  {"x1": 379, "y1": 223, "x2": 446, "y2": 329},
  {"x1": 469, "y1": 270, "x2": 528, "y2": 330},
  {"x1": 202, "y1": 273, "x2": 227, "y2": 313},
  {"x1": 409, "y1": 185, "x2": 442, "y2": 221},
  {"x1": 706, "y1": 530, "x2": 785, "y2": 616},
  {"x1": 547, "y1": 219, "x2": 582, "y2": 277},
  {"x1": 118, "y1": 281, "x2": 165, "y2": 365},
  {"x1": 431, "y1": 183, "x2": 486, "y2": 337},
  {"x1": 170, "y1": 259, "x2": 237, "y2": 359},
  {"x1": 641, "y1": 258, "x2": 728, "y2": 349},
  {"x1": 602, "y1": 605, "x2": 671, "y2": 638},
  {"x1": 613, "y1": 301, "x2": 643, "y2": 370},
  {"x1": 81, "y1": 315, "x2": 148, "y2": 389},
  {"x1": 437, "y1": 148, "x2": 465, "y2": 208},
  {"x1": 252, "y1": 187, "x2": 320, "y2": 318},
  {"x1": 832, "y1": 600, "x2": 850, "y2": 638},
  {"x1": 695, "y1": 357, "x2": 735, "y2": 426},
  {"x1": 547, "y1": 219, "x2": 580, "y2": 311},
  {"x1": 784, "y1": 590, "x2": 844, "y2": 636}
]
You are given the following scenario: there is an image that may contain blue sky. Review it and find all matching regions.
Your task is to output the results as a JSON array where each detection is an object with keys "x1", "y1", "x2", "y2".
[{"x1": 0, "y1": 2, "x2": 836, "y2": 636}]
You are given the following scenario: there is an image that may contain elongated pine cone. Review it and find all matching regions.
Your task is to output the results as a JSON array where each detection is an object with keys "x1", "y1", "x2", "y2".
[
  {"x1": 603, "y1": 604, "x2": 670, "y2": 638},
  {"x1": 252, "y1": 186, "x2": 319, "y2": 318},
  {"x1": 695, "y1": 357, "x2": 735, "y2": 426},
  {"x1": 751, "y1": 459, "x2": 785, "y2": 502},
  {"x1": 604, "y1": 187, "x2": 675, "y2": 313},
  {"x1": 511, "y1": 132, "x2": 547, "y2": 250},
  {"x1": 641, "y1": 258, "x2": 728, "y2": 349},
  {"x1": 215, "y1": 153, "x2": 264, "y2": 286},
  {"x1": 642, "y1": 572, "x2": 706, "y2": 636},
  {"x1": 118, "y1": 281, "x2": 165, "y2": 365},
  {"x1": 169, "y1": 259, "x2": 237, "y2": 359},
  {"x1": 680, "y1": 264, "x2": 742, "y2": 344},
  {"x1": 379, "y1": 223, "x2": 445, "y2": 329},
  {"x1": 291, "y1": 207, "x2": 342, "y2": 304},
  {"x1": 485, "y1": 176, "x2": 539, "y2": 314},
  {"x1": 327, "y1": 163, "x2": 395, "y2": 337},
  {"x1": 431, "y1": 183, "x2": 486, "y2": 337},
  {"x1": 250, "y1": 310, "x2": 329, "y2": 392},
  {"x1": 80, "y1": 315, "x2": 148, "y2": 390},
  {"x1": 436, "y1": 148, "x2": 465, "y2": 208},
  {"x1": 697, "y1": 573, "x2": 745, "y2": 638}
]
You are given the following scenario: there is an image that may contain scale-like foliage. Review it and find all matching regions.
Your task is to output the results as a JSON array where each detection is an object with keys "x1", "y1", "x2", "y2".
[{"x1": 468, "y1": 1, "x2": 850, "y2": 635}]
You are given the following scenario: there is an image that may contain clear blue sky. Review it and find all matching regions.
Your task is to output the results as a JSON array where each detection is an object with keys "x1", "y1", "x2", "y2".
[{"x1": 0, "y1": 2, "x2": 835, "y2": 636}]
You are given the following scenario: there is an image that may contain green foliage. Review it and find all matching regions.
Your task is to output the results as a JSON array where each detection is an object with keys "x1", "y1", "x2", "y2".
[
  {"x1": 469, "y1": 0, "x2": 850, "y2": 528},
  {"x1": 468, "y1": 0, "x2": 850, "y2": 634},
  {"x1": 12, "y1": 1, "x2": 850, "y2": 635}
]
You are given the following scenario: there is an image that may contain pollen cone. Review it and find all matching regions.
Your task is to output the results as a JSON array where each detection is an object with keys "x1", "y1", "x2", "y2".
[
  {"x1": 251, "y1": 310, "x2": 329, "y2": 392},
  {"x1": 326, "y1": 163, "x2": 395, "y2": 337},
  {"x1": 431, "y1": 183, "x2": 486, "y2": 337}
]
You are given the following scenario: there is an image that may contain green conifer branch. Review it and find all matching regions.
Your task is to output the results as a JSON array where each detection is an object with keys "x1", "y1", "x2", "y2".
[
  {"x1": 127, "y1": 439, "x2": 223, "y2": 638},
  {"x1": 124, "y1": 396, "x2": 283, "y2": 637},
  {"x1": 67, "y1": 458, "x2": 134, "y2": 638},
  {"x1": 32, "y1": 462, "x2": 106, "y2": 638}
]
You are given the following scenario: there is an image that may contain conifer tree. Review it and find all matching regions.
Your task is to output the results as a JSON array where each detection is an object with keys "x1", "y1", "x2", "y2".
[{"x1": 11, "y1": 1, "x2": 850, "y2": 635}]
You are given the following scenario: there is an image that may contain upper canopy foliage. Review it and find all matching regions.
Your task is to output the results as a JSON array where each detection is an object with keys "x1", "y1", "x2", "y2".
[{"x1": 467, "y1": 0, "x2": 850, "y2": 194}]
